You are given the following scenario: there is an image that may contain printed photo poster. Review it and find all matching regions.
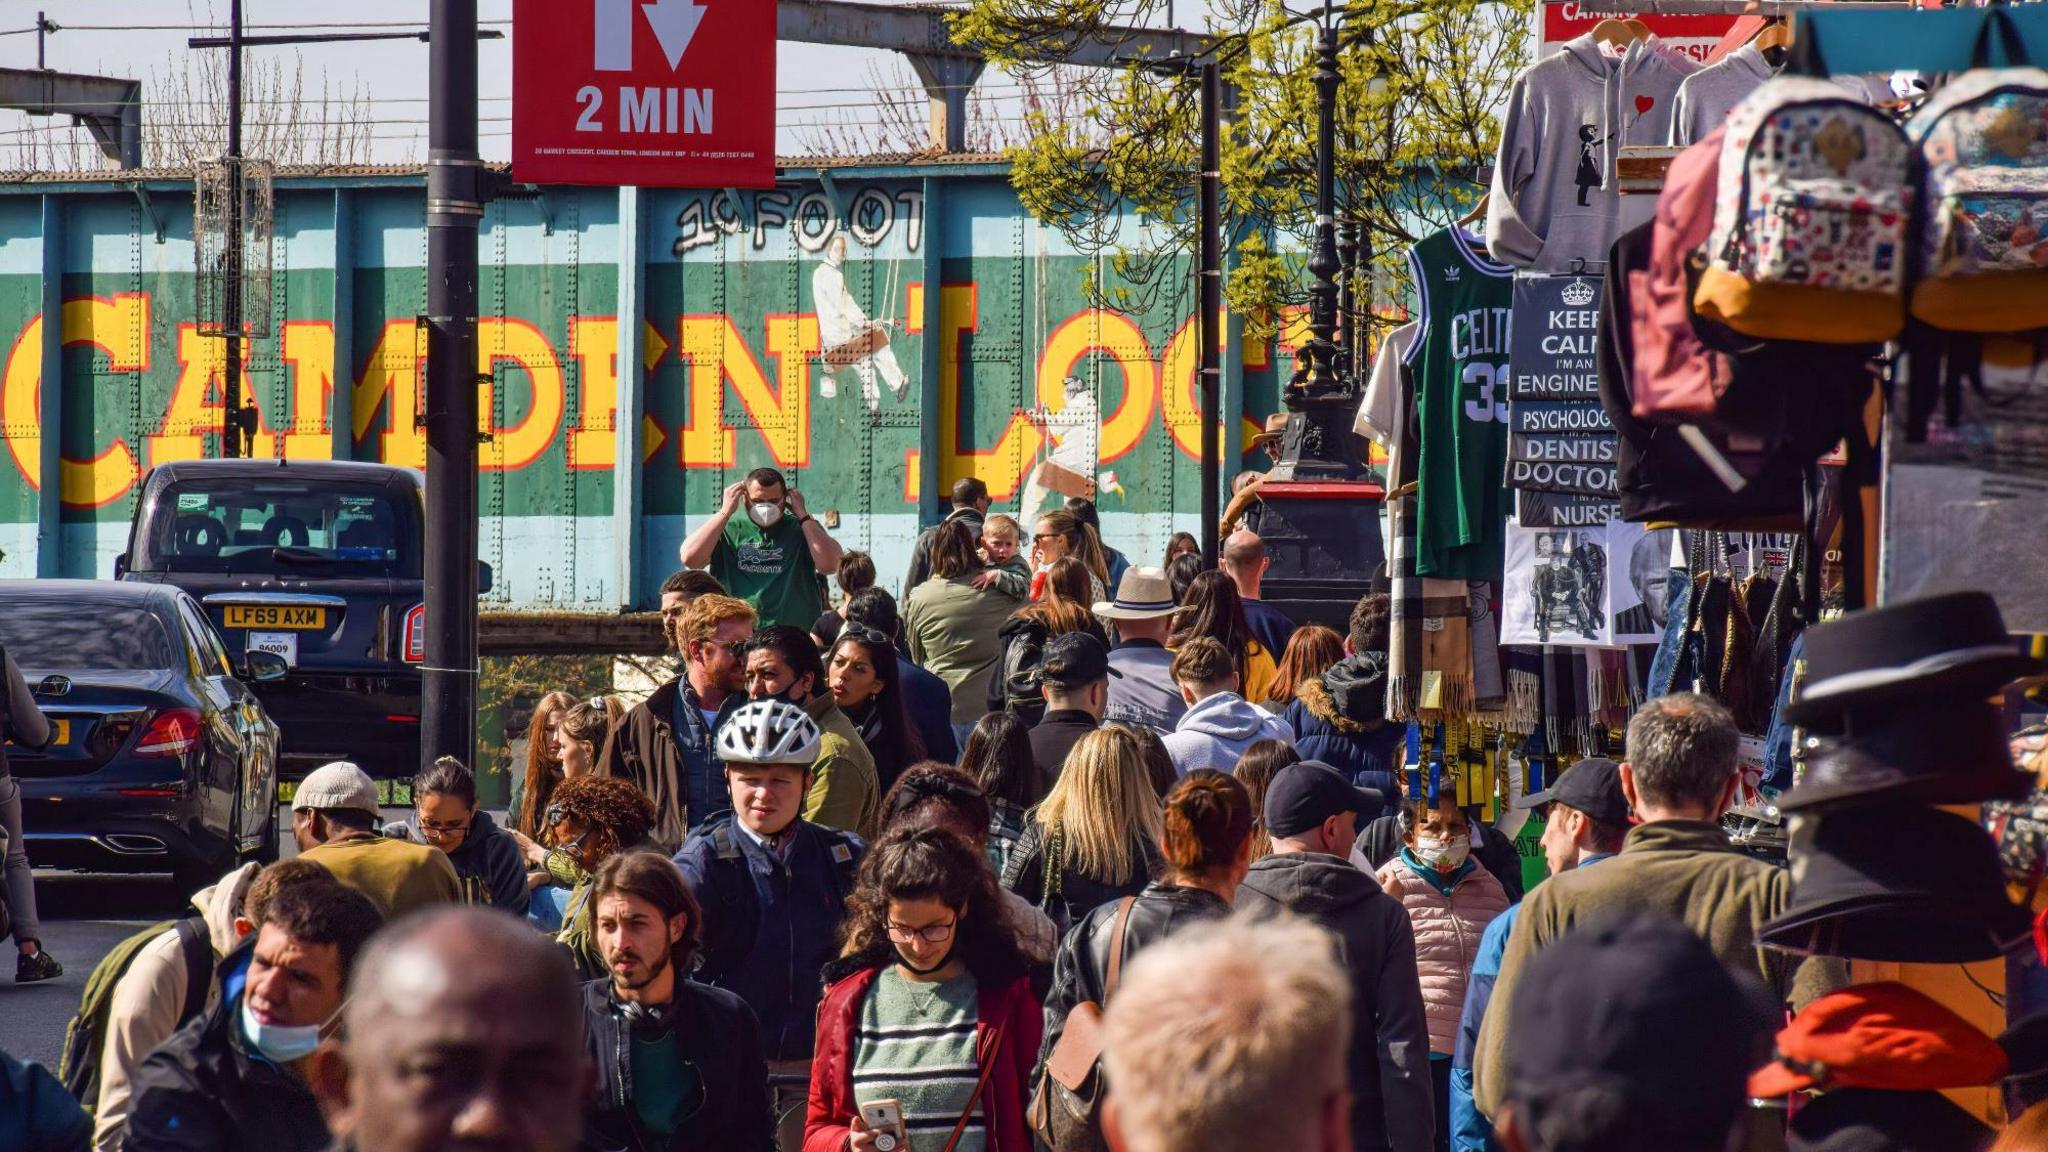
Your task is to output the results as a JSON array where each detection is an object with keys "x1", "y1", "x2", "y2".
[
  {"x1": 1502, "y1": 522, "x2": 1612, "y2": 647},
  {"x1": 1609, "y1": 522, "x2": 1677, "y2": 645}
]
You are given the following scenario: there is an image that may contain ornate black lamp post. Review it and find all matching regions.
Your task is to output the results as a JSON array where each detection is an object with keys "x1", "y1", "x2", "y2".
[
  {"x1": 1278, "y1": 18, "x2": 1367, "y2": 482},
  {"x1": 1246, "y1": 7, "x2": 1385, "y2": 626}
]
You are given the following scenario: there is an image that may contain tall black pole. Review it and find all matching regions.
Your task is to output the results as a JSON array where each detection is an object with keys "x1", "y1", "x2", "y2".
[
  {"x1": 422, "y1": 0, "x2": 482, "y2": 772},
  {"x1": 223, "y1": 0, "x2": 245, "y2": 457},
  {"x1": 1198, "y1": 61, "x2": 1222, "y2": 568}
]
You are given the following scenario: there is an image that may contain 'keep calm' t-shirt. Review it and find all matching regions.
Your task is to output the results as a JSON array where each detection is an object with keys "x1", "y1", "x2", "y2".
[{"x1": 710, "y1": 514, "x2": 825, "y2": 630}]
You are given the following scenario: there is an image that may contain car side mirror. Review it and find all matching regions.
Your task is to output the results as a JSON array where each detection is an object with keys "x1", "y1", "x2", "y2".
[
  {"x1": 242, "y1": 649, "x2": 289, "y2": 683},
  {"x1": 113, "y1": 552, "x2": 129, "y2": 579},
  {"x1": 477, "y1": 561, "x2": 494, "y2": 595}
]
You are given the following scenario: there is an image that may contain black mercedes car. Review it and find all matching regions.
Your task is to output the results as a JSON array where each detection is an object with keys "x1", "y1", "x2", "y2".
[
  {"x1": 116, "y1": 458, "x2": 440, "y2": 779},
  {"x1": 2, "y1": 580, "x2": 285, "y2": 890}
]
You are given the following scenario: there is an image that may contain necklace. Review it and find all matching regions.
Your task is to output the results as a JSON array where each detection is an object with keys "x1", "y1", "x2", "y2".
[{"x1": 909, "y1": 984, "x2": 941, "y2": 1014}]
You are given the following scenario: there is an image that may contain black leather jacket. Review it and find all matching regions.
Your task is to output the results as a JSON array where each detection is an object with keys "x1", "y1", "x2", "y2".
[
  {"x1": 579, "y1": 978, "x2": 775, "y2": 1152},
  {"x1": 1034, "y1": 882, "x2": 1230, "y2": 1072}
]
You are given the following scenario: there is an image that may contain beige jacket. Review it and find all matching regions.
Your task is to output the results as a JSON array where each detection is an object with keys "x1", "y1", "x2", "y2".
[{"x1": 93, "y1": 863, "x2": 258, "y2": 1152}]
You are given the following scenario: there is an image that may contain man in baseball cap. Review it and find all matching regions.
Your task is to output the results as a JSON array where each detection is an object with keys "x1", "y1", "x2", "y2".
[
  {"x1": 1450, "y1": 758, "x2": 1632, "y2": 1152},
  {"x1": 1237, "y1": 760, "x2": 1432, "y2": 1152},
  {"x1": 1027, "y1": 631, "x2": 1120, "y2": 780},
  {"x1": 295, "y1": 760, "x2": 460, "y2": 918}
]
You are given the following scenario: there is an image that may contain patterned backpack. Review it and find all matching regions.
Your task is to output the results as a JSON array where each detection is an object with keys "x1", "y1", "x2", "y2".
[
  {"x1": 1908, "y1": 67, "x2": 2048, "y2": 333},
  {"x1": 1694, "y1": 77, "x2": 1914, "y2": 343}
]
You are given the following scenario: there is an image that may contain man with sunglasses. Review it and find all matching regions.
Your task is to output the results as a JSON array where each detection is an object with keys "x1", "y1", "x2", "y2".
[
  {"x1": 603, "y1": 593, "x2": 758, "y2": 849},
  {"x1": 676, "y1": 699, "x2": 864, "y2": 1115}
]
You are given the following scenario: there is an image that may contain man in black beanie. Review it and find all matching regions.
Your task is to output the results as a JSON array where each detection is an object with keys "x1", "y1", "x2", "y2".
[{"x1": 1237, "y1": 760, "x2": 1433, "y2": 1152}]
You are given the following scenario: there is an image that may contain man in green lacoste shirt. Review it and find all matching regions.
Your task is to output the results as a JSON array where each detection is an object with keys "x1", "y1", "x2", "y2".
[{"x1": 680, "y1": 466, "x2": 845, "y2": 631}]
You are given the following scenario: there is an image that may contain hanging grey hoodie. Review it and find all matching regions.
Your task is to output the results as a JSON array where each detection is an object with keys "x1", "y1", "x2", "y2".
[
  {"x1": 1670, "y1": 44, "x2": 1776, "y2": 146},
  {"x1": 1486, "y1": 33, "x2": 1689, "y2": 273}
]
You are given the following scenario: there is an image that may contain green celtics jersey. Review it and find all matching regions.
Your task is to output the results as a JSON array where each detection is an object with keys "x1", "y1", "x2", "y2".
[{"x1": 1405, "y1": 228, "x2": 1512, "y2": 581}]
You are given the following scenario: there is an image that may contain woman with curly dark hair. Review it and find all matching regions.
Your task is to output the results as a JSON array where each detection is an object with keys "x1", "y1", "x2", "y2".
[
  {"x1": 529, "y1": 774, "x2": 663, "y2": 978},
  {"x1": 805, "y1": 826, "x2": 1042, "y2": 1152}
]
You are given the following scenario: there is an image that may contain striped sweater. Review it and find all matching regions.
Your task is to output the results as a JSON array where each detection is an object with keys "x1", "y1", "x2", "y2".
[{"x1": 851, "y1": 967, "x2": 984, "y2": 1152}]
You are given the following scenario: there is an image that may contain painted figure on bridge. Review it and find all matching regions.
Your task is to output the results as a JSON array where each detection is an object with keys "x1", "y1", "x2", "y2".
[{"x1": 812, "y1": 233, "x2": 908, "y2": 413}]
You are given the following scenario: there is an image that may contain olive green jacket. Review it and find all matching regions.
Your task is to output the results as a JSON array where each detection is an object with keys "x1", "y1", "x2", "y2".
[
  {"x1": 801, "y1": 694, "x2": 880, "y2": 842},
  {"x1": 1473, "y1": 819, "x2": 1843, "y2": 1120}
]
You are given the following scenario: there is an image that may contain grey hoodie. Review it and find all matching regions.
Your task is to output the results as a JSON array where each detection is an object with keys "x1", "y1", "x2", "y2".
[
  {"x1": 1237, "y1": 852, "x2": 1435, "y2": 1152},
  {"x1": 1487, "y1": 34, "x2": 1690, "y2": 272},
  {"x1": 1671, "y1": 44, "x2": 1776, "y2": 146},
  {"x1": 1159, "y1": 690, "x2": 1292, "y2": 777}
]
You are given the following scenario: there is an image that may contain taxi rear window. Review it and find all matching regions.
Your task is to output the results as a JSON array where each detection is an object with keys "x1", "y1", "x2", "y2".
[{"x1": 136, "y1": 480, "x2": 417, "y2": 576}]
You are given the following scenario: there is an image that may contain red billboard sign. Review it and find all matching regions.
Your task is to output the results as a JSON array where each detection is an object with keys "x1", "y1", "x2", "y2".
[
  {"x1": 1540, "y1": 2, "x2": 1742, "y2": 64},
  {"x1": 512, "y1": 0, "x2": 776, "y2": 188}
]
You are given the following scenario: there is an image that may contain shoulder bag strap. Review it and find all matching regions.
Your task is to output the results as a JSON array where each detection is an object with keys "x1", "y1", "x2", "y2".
[
  {"x1": 942, "y1": 1024, "x2": 1006, "y2": 1152},
  {"x1": 1103, "y1": 895, "x2": 1137, "y2": 1004}
]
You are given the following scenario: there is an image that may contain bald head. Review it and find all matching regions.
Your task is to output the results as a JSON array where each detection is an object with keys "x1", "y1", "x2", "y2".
[
  {"x1": 1219, "y1": 530, "x2": 1269, "y2": 598},
  {"x1": 313, "y1": 907, "x2": 589, "y2": 1152}
]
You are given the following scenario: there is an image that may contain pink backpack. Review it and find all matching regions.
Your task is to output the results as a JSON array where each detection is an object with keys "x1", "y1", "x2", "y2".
[{"x1": 1627, "y1": 126, "x2": 1732, "y2": 423}]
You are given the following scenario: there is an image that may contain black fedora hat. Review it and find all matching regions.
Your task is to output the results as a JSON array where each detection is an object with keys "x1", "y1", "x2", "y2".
[
  {"x1": 1760, "y1": 803, "x2": 2030, "y2": 964},
  {"x1": 1777, "y1": 698, "x2": 2033, "y2": 812},
  {"x1": 1784, "y1": 592, "x2": 2045, "y2": 729}
]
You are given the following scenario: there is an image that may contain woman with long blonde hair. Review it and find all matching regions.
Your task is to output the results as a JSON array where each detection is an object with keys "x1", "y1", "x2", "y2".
[
  {"x1": 986, "y1": 556, "x2": 1108, "y2": 724},
  {"x1": 512, "y1": 690, "x2": 577, "y2": 839},
  {"x1": 999, "y1": 726, "x2": 1164, "y2": 929}
]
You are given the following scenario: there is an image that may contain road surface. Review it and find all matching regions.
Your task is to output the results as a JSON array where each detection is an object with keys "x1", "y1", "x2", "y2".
[{"x1": 6, "y1": 805, "x2": 440, "y2": 1074}]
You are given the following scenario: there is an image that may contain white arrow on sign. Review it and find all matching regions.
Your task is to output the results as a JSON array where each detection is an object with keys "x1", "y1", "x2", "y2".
[
  {"x1": 641, "y1": 0, "x2": 706, "y2": 69},
  {"x1": 594, "y1": 0, "x2": 634, "y2": 70}
]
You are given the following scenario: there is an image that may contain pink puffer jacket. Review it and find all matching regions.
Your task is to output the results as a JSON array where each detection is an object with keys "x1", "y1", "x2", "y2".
[{"x1": 1375, "y1": 854, "x2": 1511, "y2": 1055}]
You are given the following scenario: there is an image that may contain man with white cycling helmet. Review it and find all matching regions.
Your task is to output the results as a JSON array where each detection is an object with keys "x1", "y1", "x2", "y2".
[{"x1": 673, "y1": 697, "x2": 867, "y2": 1114}]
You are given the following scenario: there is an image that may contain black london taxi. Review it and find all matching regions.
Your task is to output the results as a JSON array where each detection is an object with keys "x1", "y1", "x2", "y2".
[{"x1": 116, "y1": 458, "x2": 438, "y2": 778}]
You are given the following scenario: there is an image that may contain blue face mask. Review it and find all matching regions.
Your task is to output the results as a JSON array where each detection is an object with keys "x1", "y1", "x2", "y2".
[{"x1": 239, "y1": 995, "x2": 334, "y2": 1064}]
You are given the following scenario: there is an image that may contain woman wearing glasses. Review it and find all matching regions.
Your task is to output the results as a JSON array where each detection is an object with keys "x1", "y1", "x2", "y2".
[
  {"x1": 384, "y1": 756, "x2": 530, "y2": 915},
  {"x1": 806, "y1": 825, "x2": 1042, "y2": 1152},
  {"x1": 526, "y1": 774, "x2": 663, "y2": 979},
  {"x1": 828, "y1": 626, "x2": 927, "y2": 795}
]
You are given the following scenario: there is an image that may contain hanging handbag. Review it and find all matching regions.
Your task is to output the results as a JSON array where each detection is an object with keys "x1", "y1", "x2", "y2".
[{"x1": 1026, "y1": 896, "x2": 1136, "y2": 1152}]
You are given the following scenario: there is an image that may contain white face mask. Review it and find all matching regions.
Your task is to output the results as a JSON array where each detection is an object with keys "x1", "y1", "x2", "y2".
[
  {"x1": 239, "y1": 996, "x2": 336, "y2": 1064},
  {"x1": 748, "y1": 501, "x2": 784, "y2": 528},
  {"x1": 1413, "y1": 835, "x2": 1471, "y2": 871}
]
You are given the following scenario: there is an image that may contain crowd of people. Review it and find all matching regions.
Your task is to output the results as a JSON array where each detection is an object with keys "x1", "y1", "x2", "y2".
[{"x1": 4, "y1": 463, "x2": 2043, "y2": 1152}]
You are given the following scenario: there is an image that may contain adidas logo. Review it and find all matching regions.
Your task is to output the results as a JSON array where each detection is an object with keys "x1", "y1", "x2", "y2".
[
  {"x1": 1561, "y1": 278, "x2": 1596, "y2": 307},
  {"x1": 1443, "y1": 265, "x2": 1462, "y2": 283}
]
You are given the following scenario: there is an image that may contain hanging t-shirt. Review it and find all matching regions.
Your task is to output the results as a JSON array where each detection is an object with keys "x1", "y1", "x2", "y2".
[
  {"x1": 1405, "y1": 228, "x2": 1514, "y2": 582},
  {"x1": 710, "y1": 514, "x2": 826, "y2": 630}
]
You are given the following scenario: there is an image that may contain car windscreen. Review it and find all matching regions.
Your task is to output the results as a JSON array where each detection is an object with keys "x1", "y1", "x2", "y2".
[
  {"x1": 135, "y1": 478, "x2": 416, "y2": 577},
  {"x1": 0, "y1": 598, "x2": 176, "y2": 670}
]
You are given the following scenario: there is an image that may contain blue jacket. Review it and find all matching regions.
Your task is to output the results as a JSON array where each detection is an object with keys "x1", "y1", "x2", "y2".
[
  {"x1": 0, "y1": 1049, "x2": 87, "y2": 1152},
  {"x1": 673, "y1": 814, "x2": 864, "y2": 1061},
  {"x1": 897, "y1": 654, "x2": 959, "y2": 763},
  {"x1": 1284, "y1": 654, "x2": 1403, "y2": 799},
  {"x1": 1450, "y1": 853, "x2": 1612, "y2": 1152}
]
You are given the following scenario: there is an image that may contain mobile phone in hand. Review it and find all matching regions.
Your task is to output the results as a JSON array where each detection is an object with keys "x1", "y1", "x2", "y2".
[{"x1": 859, "y1": 1099, "x2": 905, "y2": 1151}]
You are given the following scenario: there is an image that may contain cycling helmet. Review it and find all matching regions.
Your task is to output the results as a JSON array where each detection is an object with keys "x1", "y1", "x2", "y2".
[{"x1": 717, "y1": 698, "x2": 823, "y2": 766}]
